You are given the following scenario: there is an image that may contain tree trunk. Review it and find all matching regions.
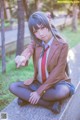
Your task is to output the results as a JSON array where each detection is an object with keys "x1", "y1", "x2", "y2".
[
  {"x1": 72, "y1": 4, "x2": 79, "y2": 32},
  {"x1": 4, "y1": 0, "x2": 11, "y2": 21},
  {"x1": 23, "y1": 0, "x2": 29, "y2": 19},
  {"x1": 34, "y1": 0, "x2": 41, "y2": 10},
  {"x1": 0, "y1": 0, "x2": 6, "y2": 73},
  {"x1": 16, "y1": 0, "x2": 24, "y2": 55}
]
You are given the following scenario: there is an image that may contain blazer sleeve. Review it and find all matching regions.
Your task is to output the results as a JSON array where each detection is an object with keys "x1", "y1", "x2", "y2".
[
  {"x1": 36, "y1": 43, "x2": 68, "y2": 96},
  {"x1": 21, "y1": 40, "x2": 36, "y2": 60}
]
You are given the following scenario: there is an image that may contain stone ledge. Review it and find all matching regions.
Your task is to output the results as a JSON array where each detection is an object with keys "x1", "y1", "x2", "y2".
[{"x1": 1, "y1": 98, "x2": 69, "y2": 120}]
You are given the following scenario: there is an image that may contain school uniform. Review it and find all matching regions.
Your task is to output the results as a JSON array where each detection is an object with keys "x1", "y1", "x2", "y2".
[{"x1": 23, "y1": 37, "x2": 75, "y2": 97}]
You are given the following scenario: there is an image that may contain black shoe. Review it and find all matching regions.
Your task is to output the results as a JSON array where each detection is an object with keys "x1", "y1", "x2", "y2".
[
  {"x1": 17, "y1": 98, "x2": 28, "y2": 106},
  {"x1": 51, "y1": 101, "x2": 61, "y2": 114}
]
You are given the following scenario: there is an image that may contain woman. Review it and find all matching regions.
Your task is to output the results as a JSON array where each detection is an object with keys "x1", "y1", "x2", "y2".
[{"x1": 9, "y1": 11, "x2": 75, "y2": 114}]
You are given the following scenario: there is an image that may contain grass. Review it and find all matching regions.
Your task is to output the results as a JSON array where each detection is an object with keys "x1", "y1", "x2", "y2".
[
  {"x1": 0, "y1": 56, "x2": 34, "y2": 110},
  {"x1": 60, "y1": 25, "x2": 80, "y2": 48},
  {"x1": 0, "y1": 25, "x2": 80, "y2": 111},
  {"x1": 0, "y1": 20, "x2": 10, "y2": 28}
]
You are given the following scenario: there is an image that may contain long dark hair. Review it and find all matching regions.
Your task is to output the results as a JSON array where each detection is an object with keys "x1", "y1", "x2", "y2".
[{"x1": 28, "y1": 11, "x2": 65, "y2": 47}]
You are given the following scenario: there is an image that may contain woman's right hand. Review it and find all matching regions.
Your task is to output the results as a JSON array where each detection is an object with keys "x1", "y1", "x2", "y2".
[{"x1": 15, "y1": 55, "x2": 27, "y2": 68}]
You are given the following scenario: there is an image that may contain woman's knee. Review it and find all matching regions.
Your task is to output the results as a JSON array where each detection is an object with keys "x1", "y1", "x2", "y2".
[
  {"x1": 56, "y1": 85, "x2": 70, "y2": 98},
  {"x1": 9, "y1": 81, "x2": 22, "y2": 92}
]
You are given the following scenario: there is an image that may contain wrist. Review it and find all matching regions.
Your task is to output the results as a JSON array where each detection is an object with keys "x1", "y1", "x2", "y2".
[
  {"x1": 21, "y1": 52, "x2": 31, "y2": 61},
  {"x1": 37, "y1": 90, "x2": 46, "y2": 97}
]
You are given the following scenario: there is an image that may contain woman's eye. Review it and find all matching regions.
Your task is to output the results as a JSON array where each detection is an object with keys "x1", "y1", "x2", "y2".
[{"x1": 33, "y1": 30, "x2": 37, "y2": 33}]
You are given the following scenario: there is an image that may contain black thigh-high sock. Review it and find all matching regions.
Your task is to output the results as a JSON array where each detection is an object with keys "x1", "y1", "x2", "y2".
[
  {"x1": 42, "y1": 84, "x2": 70, "y2": 101},
  {"x1": 38, "y1": 99, "x2": 53, "y2": 109},
  {"x1": 9, "y1": 81, "x2": 52, "y2": 105},
  {"x1": 9, "y1": 81, "x2": 32, "y2": 102},
  {"x1": 9, "y1": 81, "x2": 53, "y2": 109}
]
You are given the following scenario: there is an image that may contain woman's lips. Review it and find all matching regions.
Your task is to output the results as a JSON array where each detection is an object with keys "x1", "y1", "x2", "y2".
[{"x1": 41, "y1": 36, "x2": 46, "y2": 39}]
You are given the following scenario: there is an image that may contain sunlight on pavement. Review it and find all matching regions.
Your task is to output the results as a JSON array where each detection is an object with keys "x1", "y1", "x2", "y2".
[{"x1": 68, "y1": 49, "x2": 75, "y2": 62}]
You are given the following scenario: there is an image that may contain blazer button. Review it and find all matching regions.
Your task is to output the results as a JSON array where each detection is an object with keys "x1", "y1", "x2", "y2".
[{"x1": 43, "y1": 90, "x2": 46, "y2": 94}]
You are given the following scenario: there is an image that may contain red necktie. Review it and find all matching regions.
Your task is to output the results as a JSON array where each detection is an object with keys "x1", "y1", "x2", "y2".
[{"x1": 41, "y1": 46, "x2": 49, "y2": 83}]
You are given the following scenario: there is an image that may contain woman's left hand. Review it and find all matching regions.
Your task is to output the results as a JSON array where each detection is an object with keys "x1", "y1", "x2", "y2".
[{"x1": 29, "y1": 91, "x2": 40, "y2": 104}]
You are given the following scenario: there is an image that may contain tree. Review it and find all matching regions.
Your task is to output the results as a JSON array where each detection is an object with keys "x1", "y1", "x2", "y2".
[
  {"x1": 34, "y1": 0, "x2": 42, "y2": 11},
  {"x1": 0, "y1": 0, "x2": 6, "y2": 73},
  {"x1": 4, "y1": 0, "x2": 11, "y2": 21},
  {"x1": 72, "y1": 4, "x2": 79, "y2": 32},
  {"x1": 23, "y1": 0, "x2": 29, "y2": 19},
  {"x1": 16, "y1": 0, "x2": 24, "y2": 55}
]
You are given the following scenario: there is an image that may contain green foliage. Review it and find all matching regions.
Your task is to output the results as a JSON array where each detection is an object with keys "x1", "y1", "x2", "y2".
[
  {"x1": 41, "y1": 0, "x2": 67, "y2": 12},
  {"x1": 0, "y1": 20, "x2": 10, "y2": 28},
  {"x1": 60, "y1": 25, "x2": 80, "y2": 48}
]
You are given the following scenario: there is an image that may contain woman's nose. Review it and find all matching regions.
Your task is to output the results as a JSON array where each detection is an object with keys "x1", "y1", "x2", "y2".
[{"x1": 39, "y1": 30, "x2": 43, "y2": 35}]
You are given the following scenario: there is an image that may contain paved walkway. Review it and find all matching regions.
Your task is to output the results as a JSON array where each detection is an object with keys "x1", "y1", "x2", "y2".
[
  {"x1": 1, "y1": 44, "x2": 80, "y2": 120},
  {"x1": 0, "y1": 22, "x2": 30, "y2": 45},
  {"x1": 0, "y1": 16, "x2": 72, "y2": 46},
  {"x1": 68, "y1": 44, "x2": 80, "y2": 86}
]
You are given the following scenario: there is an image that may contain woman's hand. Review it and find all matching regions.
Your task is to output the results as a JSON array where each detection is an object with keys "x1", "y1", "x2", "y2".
[
  {"x1": 15, "y1": 53, "x2": 30, "y2": 68},
  {"x1": 15, "y1": 55, "x2": 27, "y2": 68},
  {"x1": 29, "y1": 91, "x2": 40, "y2": 104}
]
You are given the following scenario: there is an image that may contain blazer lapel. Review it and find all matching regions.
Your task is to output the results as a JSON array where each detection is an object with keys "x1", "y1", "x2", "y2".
[
  {"x1": 47, "y1": 39, "x2": 59, "y2": 65},
  {"x1": 35, "y1": 46, "x2": 42, "y2": 66}
]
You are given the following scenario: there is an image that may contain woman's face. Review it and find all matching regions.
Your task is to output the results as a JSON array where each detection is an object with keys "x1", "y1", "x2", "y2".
[{"x1": 33, "y1": 24, "x2": 52, "y2": 43}]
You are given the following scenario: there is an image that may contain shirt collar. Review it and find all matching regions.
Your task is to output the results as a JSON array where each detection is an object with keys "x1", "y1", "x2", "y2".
[{"x1": 42, "y1": 36, "x2": 54, "y2": 49}]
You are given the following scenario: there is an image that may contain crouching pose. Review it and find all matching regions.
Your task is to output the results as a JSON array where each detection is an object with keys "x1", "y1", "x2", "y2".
[{"x1": 9, "y1": 11, "x2": 75, "y2": 114}]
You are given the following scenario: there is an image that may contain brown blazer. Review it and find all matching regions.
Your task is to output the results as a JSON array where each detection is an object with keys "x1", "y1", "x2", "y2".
[{"x1": 22, "y1": 39, "x2": 70, "y2": 96}]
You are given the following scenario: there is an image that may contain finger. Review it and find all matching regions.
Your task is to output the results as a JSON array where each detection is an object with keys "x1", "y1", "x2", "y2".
[
  {"x1": 29, "y1": 97, "x2": 35, "y2": 104},
  {"x1": 34, "y1": 99, "x2": 38, "y2": 104},
  {"x1": 16, "y1": 61, "x2": 25, "y2": 68},
  {"x1": 32, "y1": 98, "x2": 38, "y2": 104},
  {"x1": 30, "y1": 97, "x2": 39, "y2": 104},
  {"x1": 29, "y1": 93, "x2": 37, "y2": 104},
  {"x1": 21, "y1": 59, "x2": 27, "y2": 66},
  {"x1": 21, "y1": 62, "x2": 26, "y2": 66},
  {"x1": 29, "y1": 95, "x2": 37, "y2": 104},
  {"x1": 15, "y1": 56, "x2": 20, "y2": 63},
  {"x1": 29, "y1": 95, "x2": 34, "y2": 103},
  {"x1": 31, "y1": 99, "x2": 36, "y2": 104},
  {"x1": 16, "y1": 63, "x2": 21, "y2": 68}
]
